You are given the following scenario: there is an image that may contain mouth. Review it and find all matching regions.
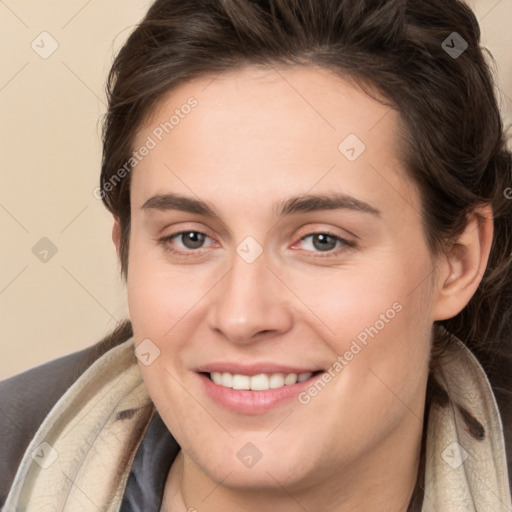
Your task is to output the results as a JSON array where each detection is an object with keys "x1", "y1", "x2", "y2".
[
  {"x1": 201, "y1": 370, "x2": 324, "y2": 390},
  {"x1": 196, "y1": 369, "x2": 326, "y2": 415}
]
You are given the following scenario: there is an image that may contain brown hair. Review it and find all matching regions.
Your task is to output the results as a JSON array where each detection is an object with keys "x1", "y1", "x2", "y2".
[{"x1": 99, "y1": 0, "x2": 512, "y2": 506}]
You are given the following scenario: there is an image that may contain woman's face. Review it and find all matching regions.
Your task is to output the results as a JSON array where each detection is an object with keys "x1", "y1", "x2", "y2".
[{"x1": 126, "y1": 65, "x2": 439, "y2": 493}]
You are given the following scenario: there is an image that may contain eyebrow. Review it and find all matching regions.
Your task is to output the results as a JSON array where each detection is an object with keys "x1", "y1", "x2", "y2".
[{"x1": 141, "y1": 192, "x2": 381, "y2": 218}]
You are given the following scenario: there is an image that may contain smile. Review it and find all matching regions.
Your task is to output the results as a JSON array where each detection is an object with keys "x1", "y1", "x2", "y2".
[
  {"x1": 197, "y1": 369, "x2": 326, "y2": 415},
  {"x1": 207, "y1": 371, "x2": 322, "y2": 390}
]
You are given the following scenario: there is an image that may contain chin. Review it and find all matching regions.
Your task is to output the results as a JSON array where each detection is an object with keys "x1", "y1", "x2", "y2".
[{"x1": 195, "y1": 440, "x2": 313, "y2": 488}]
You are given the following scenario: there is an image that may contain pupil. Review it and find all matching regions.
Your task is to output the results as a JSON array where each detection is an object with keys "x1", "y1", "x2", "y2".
[
  {"x1": 313, "y1": 234, "x2": 336, "y2": 251},
  {"x1": 184, "y1": 232, "x2": 205, "y2": 249}
]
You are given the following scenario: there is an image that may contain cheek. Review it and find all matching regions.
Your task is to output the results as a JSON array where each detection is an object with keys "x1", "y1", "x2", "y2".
[
  {"x1": 285, "y1": 249, "x2": 434, "y2": 406},
  {"x1": 126, "y1": 234, "x2": 212, "y2": 338},
  {"x1": 296, "y1": 282, "x2": 431, "y2": 458},
  {"x1": 283, "y1": 252, "x2": 431, "y2": 348},
  {"x1": 125, "y1": 242, "x2": 205, "y2": 430}
]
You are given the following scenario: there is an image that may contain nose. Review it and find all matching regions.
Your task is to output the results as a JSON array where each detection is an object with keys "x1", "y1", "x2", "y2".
[{"x1": 206, "y1": 250, "x2": 293, "y2": 344}]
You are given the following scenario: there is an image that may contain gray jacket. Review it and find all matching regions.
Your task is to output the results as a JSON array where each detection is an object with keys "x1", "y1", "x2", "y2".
[{"x1": 0, "y1": 331, "x2": 179, "y2": 511}]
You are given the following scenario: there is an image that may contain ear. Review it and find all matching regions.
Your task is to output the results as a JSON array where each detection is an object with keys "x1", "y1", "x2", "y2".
[
  {"x1": 431, "y1": 204, "x2": 493, "y2": 321},
  {"x1": 112, "y1": 216, "x2": 121, "y2": 253}
]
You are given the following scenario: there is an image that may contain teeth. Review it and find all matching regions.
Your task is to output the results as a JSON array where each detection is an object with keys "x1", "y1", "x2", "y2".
[
  {"x1": 221, "y1": 372, "x2": 233, "y2": 387},
  {"x1": 209, "y1": 371, "x2": 313, "y2": 390},
  {"x1": 250, "y1": 373, "x2": 269, "y2": 390},
  {"x1": 269, "y1": 373, "x2": 285, "y2": 389},
  {"x1": 232, "y1": 374, "x2": 250, "y2": 390},
  {"x1": 284, "y1": 373, "x2": 298, "y2": 386}
]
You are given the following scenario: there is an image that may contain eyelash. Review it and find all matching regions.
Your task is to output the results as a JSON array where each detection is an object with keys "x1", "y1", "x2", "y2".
[{"x1": 158, "y1": 230, "x2": 356, "y2": 258}]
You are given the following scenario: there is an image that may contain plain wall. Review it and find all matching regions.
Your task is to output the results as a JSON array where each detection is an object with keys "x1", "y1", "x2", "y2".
[{"x1": 1, "y1": 0, "x2": 511, "y2": 378}]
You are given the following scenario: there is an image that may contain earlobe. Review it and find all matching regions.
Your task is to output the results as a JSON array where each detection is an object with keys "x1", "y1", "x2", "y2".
[
  {"x1": 432, "y1": 205, "x2": 493, "y2": 321},
  {"x1": 112, "y1": 217, "x2": 121, "y2": 252}
]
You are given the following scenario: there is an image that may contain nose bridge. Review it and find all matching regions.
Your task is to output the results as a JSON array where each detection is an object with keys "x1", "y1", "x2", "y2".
[
  {"x1": 228, "y1": 255, "x2": 268, "y2": 305},
  {"x1": 206, "y1": 246, "x2": 292, "y2": 342}
]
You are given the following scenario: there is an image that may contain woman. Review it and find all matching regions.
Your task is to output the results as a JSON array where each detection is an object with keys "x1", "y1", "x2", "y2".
[{"x1": 2, "y1": 0, "x2": 511, "y2": 510}]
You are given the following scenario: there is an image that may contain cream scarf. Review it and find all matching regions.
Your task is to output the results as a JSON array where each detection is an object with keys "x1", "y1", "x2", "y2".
[{"x1": 3, "y1": 336, "x2": 512, "y2": 511}]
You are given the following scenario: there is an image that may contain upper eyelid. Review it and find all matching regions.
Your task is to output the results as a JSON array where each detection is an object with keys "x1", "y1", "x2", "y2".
[
  {"x1": 163, "y1": 231, "x2": 216, "y2": 248},
  {"x1": 162, "y1": 229, "x2": 353, "y2": 252},
  {"x1": 292, "y1": 232, "x2": 354, "y2": 252},
  {"x1": 158, "y1": 220, "x2": 356, "y2": 240},
  {"x1": 157, "y1": 223, "x2": 216, "y2": 243}
]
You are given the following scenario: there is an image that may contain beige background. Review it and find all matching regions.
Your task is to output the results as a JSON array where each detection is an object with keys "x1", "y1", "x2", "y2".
[{"x1": 1, "y1": 0, "x2": 511, "y2": 379}]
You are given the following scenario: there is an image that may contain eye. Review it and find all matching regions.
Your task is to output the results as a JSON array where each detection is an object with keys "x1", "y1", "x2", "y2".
[
  {"x1": 159, "y1": 231, "x2": 215, "y2": 253},
  {"x1": 293, "y1": 232, "x2": 355, "y2": 256}
]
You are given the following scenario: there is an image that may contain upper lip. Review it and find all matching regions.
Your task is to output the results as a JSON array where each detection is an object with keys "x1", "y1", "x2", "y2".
[{"x1": 196, "y1": 362, "x2": 323, "y2": 376}]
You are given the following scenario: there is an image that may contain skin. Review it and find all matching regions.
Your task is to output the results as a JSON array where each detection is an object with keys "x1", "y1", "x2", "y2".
[{"x1": 113, "y1": 64, "x2": 493, "y2": 511}]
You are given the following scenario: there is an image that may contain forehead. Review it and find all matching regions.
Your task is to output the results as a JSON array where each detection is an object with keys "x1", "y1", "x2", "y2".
[
  {"x1": 138, "y1": 64, "x2": 397, "y2": 150},
  {"x1": 130, "y1": 64, "x2": 417, "y2": 214}
]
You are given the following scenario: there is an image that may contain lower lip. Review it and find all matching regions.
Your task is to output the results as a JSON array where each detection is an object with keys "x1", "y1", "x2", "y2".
[{"x1": 197, "y1": 372, "x2": 322, "y2": 415}]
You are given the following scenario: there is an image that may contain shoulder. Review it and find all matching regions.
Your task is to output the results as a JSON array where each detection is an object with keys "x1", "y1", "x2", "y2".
[{"x1": 0, "y1": 321, "x2": 133, "y2": 507}]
